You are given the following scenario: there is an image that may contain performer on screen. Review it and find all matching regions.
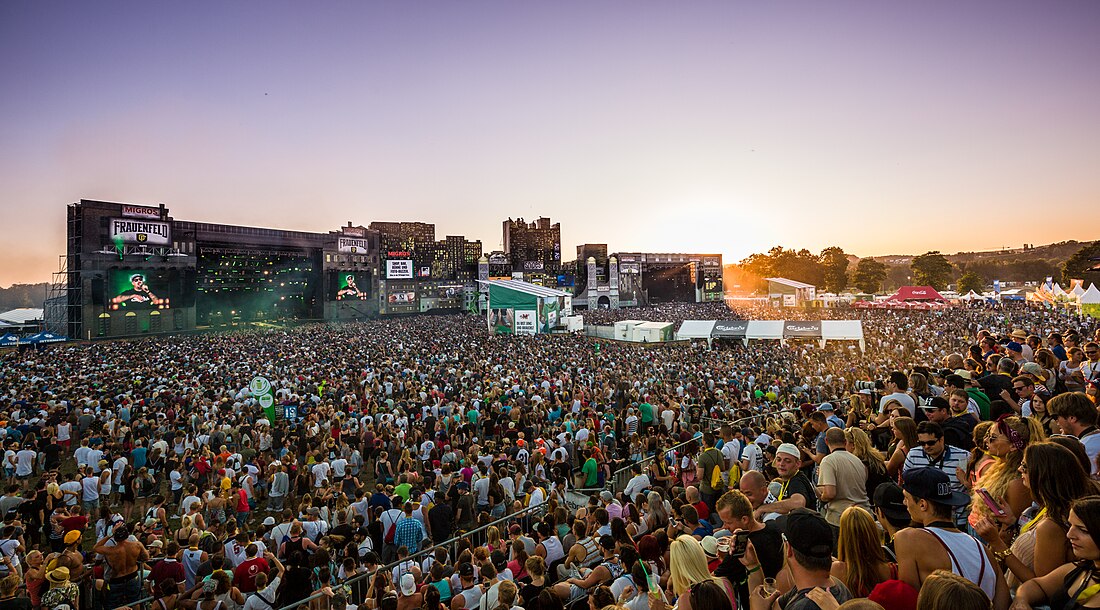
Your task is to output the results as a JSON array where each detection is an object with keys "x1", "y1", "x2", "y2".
[
  {"x1": 111, "y1": 273, "x2": 166, "y2": 309},
  {"x1": 336, "y1": 275, "x2": 366, "y2": 300}
]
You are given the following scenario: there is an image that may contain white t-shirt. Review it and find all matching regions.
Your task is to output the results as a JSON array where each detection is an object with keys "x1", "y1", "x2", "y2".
[
  {"x1": 243, "y1": 575, "x2": 281, "y2": 610},
  {"x1": 14, "y1": 450, "x2": 35, "y2": 476}
]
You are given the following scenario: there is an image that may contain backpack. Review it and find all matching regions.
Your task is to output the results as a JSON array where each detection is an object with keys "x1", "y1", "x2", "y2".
[{"x1": 384, "y1": 515, "x2": 398, "y2": 544}]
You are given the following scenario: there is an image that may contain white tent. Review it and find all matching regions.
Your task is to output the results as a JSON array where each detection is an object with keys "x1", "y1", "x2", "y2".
[
  {"x1": 1053, "y1": 283, "x2": 1067, "y2": 297},
  {"x1": 676, "y1": 320, "x2": 716, "y2": 342},
  {"x1": 1081, "y1": 284, "x2": 1100, "y2": 304},
  {"x1": 745, "y1": 320, "x2": 785, "y2": 344},
  {"x1": 1073, "y1": 283, "x2": 1087, "y2": 298},
  {"x1": 821, "y1": 320, "x2": 866, "y2": 352},
  {"x1": 959, "y1": 290, "x2": 982, "y2": 301}
]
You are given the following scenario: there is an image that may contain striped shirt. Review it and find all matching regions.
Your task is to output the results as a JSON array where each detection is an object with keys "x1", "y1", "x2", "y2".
[{"x1": 903, "y1": 444, "x2": 970, "y2": 525}]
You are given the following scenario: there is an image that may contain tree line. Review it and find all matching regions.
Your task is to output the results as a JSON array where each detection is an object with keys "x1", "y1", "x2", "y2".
[{"x1": 733, "y1": 241, "x2": 1100, "y2": 294}]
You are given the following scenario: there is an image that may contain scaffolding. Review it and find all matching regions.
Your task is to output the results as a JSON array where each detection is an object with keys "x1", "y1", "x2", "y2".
[{"x1": 45, "y1": 205, "x2": 84, "y2": 338}]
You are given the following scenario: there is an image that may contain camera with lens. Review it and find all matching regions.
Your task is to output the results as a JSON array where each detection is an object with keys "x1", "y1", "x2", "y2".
[{"x1": 854, "y1": 380, "x2": 877, "y2": 391}]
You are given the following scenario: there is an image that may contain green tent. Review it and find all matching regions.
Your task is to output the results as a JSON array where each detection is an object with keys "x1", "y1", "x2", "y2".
[{"x1": 481, "y1": 280, "x2": 570, "y2": 335}]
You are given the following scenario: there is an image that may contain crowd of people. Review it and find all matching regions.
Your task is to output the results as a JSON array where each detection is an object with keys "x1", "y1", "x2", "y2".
[{"x1": 0, "y1": 300, "x2": 1098, "y2": 610}]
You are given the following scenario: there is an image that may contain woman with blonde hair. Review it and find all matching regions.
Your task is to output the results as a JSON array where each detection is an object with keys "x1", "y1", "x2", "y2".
[
  {"x1": 485, "y1": 525, "x2": 502, "y2": 553},
  {"x1": 885, "y1": 416, "x2": 917, "y2": 479},
  {"x1": 844, "y1": 428, "x2": 889, "y2": 498},
  {"x1": 665, "y1": 535, "x2": 736, "y2": 610},
  {"x1": 831, "y1": 507, "x2": 894, "y2": 597},
  {"x1": 975, "y1": 441, "x2": 1099, "y2": 587},
  {"x1": 967, "y1": 416, "x2": 1043, "y2": 534}
]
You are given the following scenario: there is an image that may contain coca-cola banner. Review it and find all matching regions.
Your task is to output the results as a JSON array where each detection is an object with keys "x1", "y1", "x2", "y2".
[
  {"x1": 711, "y1": 320, "x2": 749, "y2": 338},
  {"x1": 783, "y1": 321, "x2": 822, "y2": 338}
]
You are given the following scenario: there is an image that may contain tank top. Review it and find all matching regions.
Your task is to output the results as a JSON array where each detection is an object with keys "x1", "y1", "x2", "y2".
[
  {"x1": 182, "y1": 548, "x2": 204, "y2": 588},
  {"x1": 542, "y1": 537, "x2": 565, "y2": 565},
  {"x1": 924, "y1": 527, "x2": 996, "y2": 600}
]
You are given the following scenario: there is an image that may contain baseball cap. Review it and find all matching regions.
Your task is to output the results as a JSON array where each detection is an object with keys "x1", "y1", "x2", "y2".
[
  {"x1": 148, "y1": 539, "x2": 163, "y2": 548},
  {"x1": 902, "y1": 467, "x2": 970, "y2": 506},
  {"x1": 920, "y1": 396, "x2": 949, "y2": 411},
  {"x1": 1020, "y1": 362, "x2": 1046, "y2": 381},
  {"x1": 952, "y1": 369, "x2": 973, "y2": 381},
  {"x1": 599, "y1": 490, "x2": 614, "y2": 502},
  {"x1": 400, "y1": 573, "x2": 416, "y2": 596},
  {"x1": 1005, "y1": 341, "x2": 1023, "y2": 353},
  {"x1": 783, "y1": 509, "x2": 833, "y2": 559},
  {"x1": 458, "y1": 562, "x2": 475, "y2": 577},
  {"x1": 816, "y1": 403, "x2": 835, "y2": 412},
  {"x1": 872, "y1": 482, "x2": 910, "y2": 523},
  {"x1": 776, "y1": 443, "x2": 800, "y2": 458},
  {"x1": 490, "y1": 550, "x2": 508, "y2": 570},
  {"x1": 262, "y1": 516, "x2": 276, "y2": 526},
  {"x1": 754, "y1": 433, "x2": 772, "y2": 446},
  {"x1": 858, "y1": 389, "x2": 872, "y2": 396},
  {"x1": 64, "y1": 530, "x2": 81, "y2": 544}
]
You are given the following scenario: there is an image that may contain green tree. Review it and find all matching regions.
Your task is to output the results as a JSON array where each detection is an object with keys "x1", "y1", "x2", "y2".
[
  {"x1": 957, "y1": 270, "x2": 985, "y2": 294},
  {"x1": 1062, "y1": 241, "x2": 1100, "y2": 285},
  {"x1": 852, "y1": 259, "x2": 888, "y2": 293},
  {"x1": 819, "y1": 247, "x2": 849, "y2": 293},
  {"x1": 910, "y1": 251, "x2": 954, "y2": 290}
]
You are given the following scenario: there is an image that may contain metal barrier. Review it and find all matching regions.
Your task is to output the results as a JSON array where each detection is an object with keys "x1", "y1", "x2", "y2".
[
  {"x1": 604, "y1": 407, "x2": 801, "y2": 496},
  {"x1": 107, "y1": 502, "x2": 552, "y2": 610}
]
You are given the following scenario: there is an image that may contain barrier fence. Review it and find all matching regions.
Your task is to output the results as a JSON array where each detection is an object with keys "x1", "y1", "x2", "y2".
[
  {"x1": 109, "y1": 501, "x2": 551, "y2": 610},
  {"x1": 111, "y1": 406, "x2": 801, "y2": 610}
]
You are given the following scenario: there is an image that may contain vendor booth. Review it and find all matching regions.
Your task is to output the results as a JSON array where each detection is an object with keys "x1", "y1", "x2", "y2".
[{"x1": 480, "y1": 280, "x2": 571, "y2": 335}]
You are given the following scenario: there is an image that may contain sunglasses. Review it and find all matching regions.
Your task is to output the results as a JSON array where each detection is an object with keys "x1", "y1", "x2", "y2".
[{"x1": 918, "y1": 439, "x2": 941, "y2": 447}]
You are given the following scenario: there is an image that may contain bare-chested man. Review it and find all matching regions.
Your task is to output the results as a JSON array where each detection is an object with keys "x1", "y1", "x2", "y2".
[{"x1": 93, "y1": 525, "x2": 148, "y2": 609}]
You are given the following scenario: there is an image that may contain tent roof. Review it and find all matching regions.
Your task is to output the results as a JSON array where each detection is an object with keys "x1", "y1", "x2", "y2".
[
  {"x1": 885, "y1": 286, "x2": 946, "y2": 301},
  {"x1": 822, "y1": 320, "x2": 864, "y2": 340},
  {"x1": 765, "y1": 277, "x2": 816, "y2": 290},
  {"x1": 636, "y1": 321, "x2": 673, "y2": 329},
  {"x1": 676, "y1": 320, "x2": 716, "y2": 340},
  {"x1": 746, "y1": 320, "x2": 785, "y2": 340},
  {"x1": 477, "y1": 280, "x2": 569, "y2": 298},
  {"x1": 0, "y1": 308, "x2": 44, "y2": 324},
  {"x1": 1081, "y1": 284, "x2": 1100, "y2": 304}
]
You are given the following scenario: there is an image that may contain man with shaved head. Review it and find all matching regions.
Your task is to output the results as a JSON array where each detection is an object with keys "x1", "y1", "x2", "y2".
[{"x1": 738, "y1": 470, "x2": 778, "y2": 522}]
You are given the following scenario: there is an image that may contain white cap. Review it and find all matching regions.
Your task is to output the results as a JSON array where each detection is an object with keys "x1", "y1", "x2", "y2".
[
  {"x1": 262, "y1": 516, "x2": 276, "y2": 526},
  {"x1": 400, "y1": 573, "x2": 416, "y2": 596},
  {"x1": 776, "y1": 443, "x2": 801, "y2": 458}
]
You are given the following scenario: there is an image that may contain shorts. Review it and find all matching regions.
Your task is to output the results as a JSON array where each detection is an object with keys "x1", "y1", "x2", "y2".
[{"x1": 566, "y1": 584, "x2": 588, "y2": 603}]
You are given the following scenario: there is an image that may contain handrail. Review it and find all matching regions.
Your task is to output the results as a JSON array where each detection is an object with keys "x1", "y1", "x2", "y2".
[
  {"x1": 270, "y1": 500, "x2": 550, "y2": 610},
  {"x1": 109, "y1": 501, "x2": 552, "y2": 610}
]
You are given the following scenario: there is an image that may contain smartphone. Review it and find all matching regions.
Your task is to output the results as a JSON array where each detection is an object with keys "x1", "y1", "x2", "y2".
[
  {"x1": 731, "y1": 530, "x2": 750, "y2": 559},
  {"x1": 977, "y1": 488, "x2": 1007, "y2": 517}
]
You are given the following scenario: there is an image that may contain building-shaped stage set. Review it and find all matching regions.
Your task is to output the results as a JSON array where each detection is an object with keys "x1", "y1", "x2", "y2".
[{"x1": 48, "y1": 200, "x2": 481, "y2": 339}]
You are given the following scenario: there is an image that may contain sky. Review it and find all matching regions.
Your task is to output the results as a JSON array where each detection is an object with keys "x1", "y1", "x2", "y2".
[{"x1": 1, "y1": 1, "x2": 1099, "y2": 287}]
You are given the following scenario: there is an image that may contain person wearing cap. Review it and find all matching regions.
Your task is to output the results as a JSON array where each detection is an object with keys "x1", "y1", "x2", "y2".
[
  {"x1": 450, "y1": 562, "x2": 481, "y2": 610},
  {"x1": 817, "y1": 403, "x2": 845, "y2": 430},
  {"x1": 894, "y1": 467, "x2": 1008, "y2": 608},
  {"x1": 902, "y1": 421, "x2": 970, "y2": 527},
  {"x1": 872, "y1": 482, "x2": 912, "y2": 562},
  {"x1": 753, "y1": 444, "x2": 816, "y2": 521},
  {"x1": 742, "y1": 508, "x2": 853, "y2": 610}
]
